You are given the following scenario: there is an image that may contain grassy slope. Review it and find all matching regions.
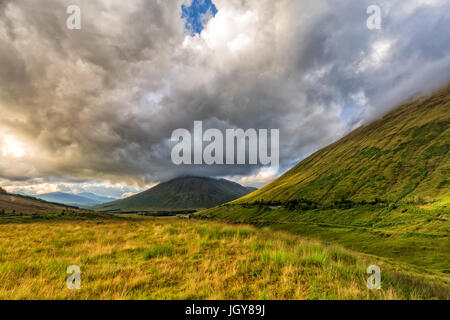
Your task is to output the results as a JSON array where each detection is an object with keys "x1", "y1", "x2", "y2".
[
  {"x1": 198, "y1": 86, "x2": 450, "y2": 273},
  {"x1": 0, "y1": 193, "x2": 117, "y2": 224},
  {"x1": 93, "y1": 176, "x2": 253, "y2": 212},
  {"x1": 0, "y1": 219, "x2": 448, "y2": 299},
  {"x1": 237, "y1": 85, "x2": 450, "y2": 204}
]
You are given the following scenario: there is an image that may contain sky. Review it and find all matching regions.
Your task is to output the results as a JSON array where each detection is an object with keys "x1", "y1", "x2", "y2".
[
  {"x1": 182, "y1": 0, "x2": 218, "y2": 35},
  {"x1": 0, "y1": 0, "x2": 449, "y2": 198}
]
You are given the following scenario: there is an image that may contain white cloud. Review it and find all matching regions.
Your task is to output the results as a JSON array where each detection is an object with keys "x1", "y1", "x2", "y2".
[
  {"x1": 0, "y1": 0, "x2": 449, "y2": 195},
  {"x1": 1, "y1": 135, "x2": 26, "y2": 158},
  {"x1": 359, "y1": 39, "x2": 395, "y2": 71},
  {"x1": 229, "y1": 167, "x2": 279, "y2": 188}
]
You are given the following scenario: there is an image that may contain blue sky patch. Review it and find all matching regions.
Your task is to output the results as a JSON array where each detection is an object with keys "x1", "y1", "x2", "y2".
[
  {"x1": 340, "y1": 103, "x2": 363, "y2": 127},
  {"x1": 181, "y1": 0, "x2": 218, "y2": 35}
]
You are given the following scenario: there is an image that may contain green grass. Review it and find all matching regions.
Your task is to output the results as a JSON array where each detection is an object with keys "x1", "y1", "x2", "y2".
[
  {"x1": 144, "y1": 245, "x2": 175, "y2": 259},
  {"x1": 0, "y1": 218, "x2": 448, "y2": 299},
  {"x1": 300, "y1": 245, "x2": 330, "y2": 267},
  {"x1": 198, "y1": 204, "x2": 450, "y2": 272}
]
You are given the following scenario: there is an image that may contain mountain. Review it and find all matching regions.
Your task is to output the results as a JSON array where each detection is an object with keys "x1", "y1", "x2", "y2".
[
  {"x1": 93, "y1": 176, "x2": 254, "y2": 212},
  {"x1": 0, "y1": 192, "x2": 79, "y2": 213},
  {"x1": 77, "y1": 192, "x2": 118, "y2": 204},
  {"x1": 36, "y1": 192, "x2": 97, "y2": 207},
  {"x1": 0, "y1": 190, "x2": 118, "y2": 224},
  {"x1": 198, "y1": 85, "x2": 450, "y2": 271},
  {"x1": 237, "y1": 85, "x2": 450, "y2": 205},
  {"x1": 36, "y1": 192, "x2": 116, "y2": 208}
]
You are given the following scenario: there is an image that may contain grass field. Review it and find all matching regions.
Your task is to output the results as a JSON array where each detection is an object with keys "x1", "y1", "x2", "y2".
[
  {"x1": 199, "y1": 203, "x2": 450, "y2": 272},
  {"x1": 0, "y1": 218, "x2": 448, "y2": 300}
]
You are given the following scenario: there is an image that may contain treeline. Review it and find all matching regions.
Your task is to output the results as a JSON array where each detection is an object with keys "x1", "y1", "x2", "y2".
[
  {"x1": 0, "y1": 209, "x2": 98, "y2": 220},
  {"x1": 240, "y1": 197, "x2": 390, "y2": 211},
  {"x1": 136, "y1": 210, "x2": 197, "y2": 217}
]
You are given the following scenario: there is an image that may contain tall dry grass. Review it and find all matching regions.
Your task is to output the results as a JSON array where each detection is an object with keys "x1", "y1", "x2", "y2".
[{"x1": 0, "y1": 219, "x2": 447, "y2": 299}]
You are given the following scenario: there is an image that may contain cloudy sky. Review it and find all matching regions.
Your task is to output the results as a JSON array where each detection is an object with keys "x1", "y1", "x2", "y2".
[{"x1": 0, "y1": 0, "x2": 449, "y2": 197}]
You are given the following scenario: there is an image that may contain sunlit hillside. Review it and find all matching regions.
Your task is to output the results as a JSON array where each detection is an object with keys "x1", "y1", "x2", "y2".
[{"x1": 237, "y1": 85, "x2": 450, "y2": 204}]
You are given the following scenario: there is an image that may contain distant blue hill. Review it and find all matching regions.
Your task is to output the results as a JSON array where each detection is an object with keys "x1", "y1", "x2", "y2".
[
  {"x1": 77, "y1": 192, "x2": 118, "y2": 204},
  {"x1": 36, "y1": 192, "x2": 117, "y2": 208}
]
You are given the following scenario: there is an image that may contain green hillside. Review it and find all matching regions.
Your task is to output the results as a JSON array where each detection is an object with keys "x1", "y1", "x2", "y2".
[
  {"x1": 93, "y1": 176, "x2": 254, "y2": 212},
  {"x1": 199, "y1": 86, "x2": 450, "y2": 272},
  {"x1": 0, "y1": 191, "x2": 116, "y2": 224},
  {"x1": 238, "y1": 85, "x2": 450, "y2": 205}
]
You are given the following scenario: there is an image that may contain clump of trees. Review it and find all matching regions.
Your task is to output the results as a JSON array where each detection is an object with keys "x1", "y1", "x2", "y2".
[
  {"x1": 249, "y1": 199, "x2": 318, "y2": 211},
  {"x1": 242, "y1": 196, "x2": 391, "y2": 211}
]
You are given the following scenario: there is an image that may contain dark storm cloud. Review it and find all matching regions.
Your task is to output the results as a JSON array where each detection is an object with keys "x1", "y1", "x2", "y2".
[{"x1": 0, "y1": 0, "x2": 449, "y2": 187}]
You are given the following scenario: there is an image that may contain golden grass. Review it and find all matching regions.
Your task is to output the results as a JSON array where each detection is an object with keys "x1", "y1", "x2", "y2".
[{"x1": 0, "y1": 219, "x2": 448, "y2": 300}]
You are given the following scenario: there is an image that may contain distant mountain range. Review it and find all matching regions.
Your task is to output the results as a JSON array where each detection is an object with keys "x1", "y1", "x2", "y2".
[
  {"x1": 36, "y1": 192, "x2": 118, "y2": 208},
  {"x1": 93, "y1": 176, "x2": 256, "y2": 212}
]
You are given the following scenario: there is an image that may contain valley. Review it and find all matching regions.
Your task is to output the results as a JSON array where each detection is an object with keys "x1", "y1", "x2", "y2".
[
  {"x1": 0, "y1": 85, "x2": 448, "y2": 300},
  {"x1": 0, "y1": 218, "x2": 448, "y2": 299},
  {"x1": 197, "y1": 85, "x2": 450, "y2": 274}
]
